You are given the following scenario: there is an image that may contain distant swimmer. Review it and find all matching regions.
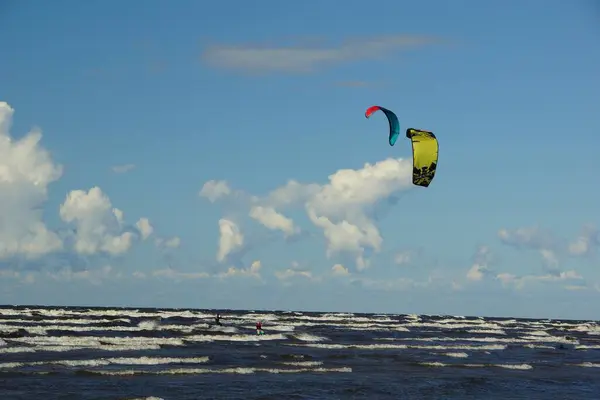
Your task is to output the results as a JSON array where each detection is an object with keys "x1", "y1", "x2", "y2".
[
  {"x1": 214, "y1": 314, "x2": 222, "y2": 326},
  {"x1": 256, "y1": 320, "x2": 264, "y2": 335}
]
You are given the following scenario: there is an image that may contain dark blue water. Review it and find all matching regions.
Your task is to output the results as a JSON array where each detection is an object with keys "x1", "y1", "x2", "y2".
[{"x1": 0, "y1": 306, "x2": 598, "y2": 399}]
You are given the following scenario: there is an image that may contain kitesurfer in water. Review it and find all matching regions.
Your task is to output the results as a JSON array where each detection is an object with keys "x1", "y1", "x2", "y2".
[
  {"x1": 214, "y1": 314, "x2": 222, "y2": 326},
  {"x1": 256, "y1": 320, "x2": 263, "y2": 335}
]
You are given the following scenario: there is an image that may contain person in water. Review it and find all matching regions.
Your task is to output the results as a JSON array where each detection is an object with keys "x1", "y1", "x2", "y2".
[
  {"x1": 256, "y1": 320, "x2": 263, "y2": 335},
  {"x1": 214, "y1": 314, "x2": 222, "y2": 326}
]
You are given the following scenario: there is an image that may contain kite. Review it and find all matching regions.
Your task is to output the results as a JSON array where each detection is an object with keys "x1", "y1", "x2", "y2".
[
  {"x1": 364, "y1": 105, "x2": 400, "y2": 146},
  {"x1": 406, "y1": 128, "x2": 438, "y2": 187}
]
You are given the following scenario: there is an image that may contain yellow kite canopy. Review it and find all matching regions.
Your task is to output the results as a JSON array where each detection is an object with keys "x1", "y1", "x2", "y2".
[{"x1": 406, "y1": 128, "x2": 439, "y2": 187}]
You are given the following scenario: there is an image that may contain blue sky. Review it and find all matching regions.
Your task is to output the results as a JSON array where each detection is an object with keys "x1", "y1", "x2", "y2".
[{"x1": 1, "y1": 0, "x2": 599, "y2": 319}]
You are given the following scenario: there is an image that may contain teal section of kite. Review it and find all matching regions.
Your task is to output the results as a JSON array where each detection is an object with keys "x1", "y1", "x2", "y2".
[{"x1": 365, "y1": 105, "x2": 400, "y2": 146}]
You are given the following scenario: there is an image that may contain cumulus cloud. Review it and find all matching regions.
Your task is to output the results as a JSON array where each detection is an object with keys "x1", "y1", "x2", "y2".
[
  {"x1": 466, "y1": 246, "x2": 494, "y2": 281},
  {"x1": 568, "y1": 225, "x2": 598, "y2": 257},
  {"x1": 59, "y1": 187, "x2": 141, "y2": 256},
  {"x1": 0, "y1": 101, "x2": 165, "y2": 272},
  {"x1": 249, "y1": 205, "x2": 298, "y2": 237},
  {"x1": 135, "y1": 218, "x2": 154, "y2": 240},
  {"x1": 199, "y1": 180, "x2": 231, "y2": 203},
  {"x1": 151, "y1": 268, "x2": 209, "y2": 281},
  {"x1": 201, "y1": 35, "x2": 441, "y2": 73},
  {"x1": 498, "y1": 224, "x2": 600, "y2": 276},
  {"x1": 0, "y1": 102, "x2": 64, "y2": 260},
  {"x1": 497, "y1": 270, "x2": 583, "y2": 290},
  {"x1": 214, "y1": 158, "x2": 413, "y2": 271},
  {"x1": 216, "y1": 219, "x2": 244, "y2": 263},
  {"x1": 498, "y1": 226, "x2": 561, "y2": 273},
  {"x1": 220, "y1": 260, "x2": 262, "y2": 279},
  {"x1": 155, "y1": 236, "x2": 181, "y2": 249},
  {"x1": 111, "y1": 164, "x2": 136, "y2": 174},
  {"x1": 331, "y1": 263, "x2": 349, "y2": 276},
  {"x1": 498, "y1": 226, "x2": 554, "y2": 249},
  {"x1": 274, "y1": 268, "x2": 314, "y2": 281}
]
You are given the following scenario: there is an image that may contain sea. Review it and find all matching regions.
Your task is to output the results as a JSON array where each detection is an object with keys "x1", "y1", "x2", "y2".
[{"x1": 0, "y1": 306, "x2": 599, "y2": 400}]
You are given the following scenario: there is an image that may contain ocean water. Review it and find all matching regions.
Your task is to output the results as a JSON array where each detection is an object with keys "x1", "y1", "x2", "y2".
[{"x1": 0, "y1": 306, "x2": 599, "y2": 399}]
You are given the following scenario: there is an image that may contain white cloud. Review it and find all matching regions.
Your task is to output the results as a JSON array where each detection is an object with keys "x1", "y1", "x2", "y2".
[
  {"x1": 201, "y1": 35, "x2": 441, "y2": 73},
  {"x1": 569, "y1": 236, "x2": 590, "y2": 256},
  {"x1": 264, "y1": 180, "x2": 321, "y2": 207},
  {"x1": 59, "y1": 187, "x2": 135, "y2": 256},
  {"x1": 394, "y1": 251, "x2": 412, "y2": 265},
  {"x1": 202, "y1": 158, "x2": 413, "y2": 270},
  {"x1": 220, "y1": 260, "x2": 262, "y2": 279},
  {"x1": 303, "y1": 158, "x2": 414, "y2": 269},
  {"x1": 539, "y1": 248, "x2": 559, "y2": 269},
  {"x1": 151, "y1": 268, "x2": 209, "y2": 281},
  {"x1": 496, "y1": 270, "x2": 583, "y2": 290},
  {"x1": 498, "y1": 226, "x2": 561, "y2": 271},
  {"x1": 498, "y1": 226, "x2": 553, "y2": 249},
  {"x1": 135, "y1": 218, "x2": 154, "y2": 240},
  {"x1": 111, "y1": 164, "x2": 136, "y2": 174},
  {"x1": 466, "y1": 246, "x2": 493, "y2": 281},
  {"x1": 199, "y1": 180, "x2": 231, "y2": 203},
  {"x1": 568, "y1": 225, "x2": 598, "y2": 257},
  {"x1": 261, "y1": 158, "x2": 413, "y2": 270},
  {"x1": 0, "y1": 102, "x2": 64, "y2": 259},
  {"x1": 499, "y1": 223, "x2": 600, "y2": 274},
  {"x1": 274, "y1": 268, "x2": 314, "y2": 281},
  {"x1": 132, "y1": 271, "x2": 146, "y2": 279},
  {"x1": 249, "y1": 205, "x2": 298, "y2": 237},
  {"x1": 155, "y1": 236, "x2": 181, "y2": 249},
  {"x1": 331, "y1": 263, "x2": 349, "y2": 276},
  {"x1": 216, "y1": 219, "x2": 243, "y2": 262},
  {"x1": 565, "y1": 284, "x2": 587, "y2": 291}
]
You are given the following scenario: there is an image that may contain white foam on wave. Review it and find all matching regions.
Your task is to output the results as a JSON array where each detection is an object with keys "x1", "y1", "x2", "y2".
[
  {"x1": 526, "y1": 330, "x2": 550, "y2": 337},
  {"x1": 126, "y1": 397, "x2": 165, "y2": 400},
  {"x1": 11, "y1": 335, "x2": 185, "y2": 348},
  {"x1": 291, "y1": 343, "x2": 507, "y2": 351},
  {"x1": 442, "y1": 352, "x2": 469, "y2": 358},
  {"x1": 577, "y1": 362, "x2": 600, "y2": 368},
  {"x1": 524, "y1": 344, "x2": 554, "y2": 349},
  {"x1": 0, "y1": 356, "x2": 210, "y2": 369},
  {"x1": 467, "y1": 329, "x2": 506, "y2": 335},
  {"x1": 576, "y1": 345, "x2": 600, "y2": 350},
  {"x1": 377, "y1": 334, "x2": 577, "y2": 345},
  {"x1": 184, "y1": 333, "x2": 287, "y2": 343},
  {"x1": 260, "y1": 324, "x2": 295, "y2": 332},
  {"x1": 0, "y1": 317, "x2": 131, "y2": 326},
  {"x1": 86, "y1": 366, "x2": 352, "y2": 375},
  {"x1": 0, "y1": 319, "x2": 219, "y2": 336},
  {"x1": 294, "y1": 333, "x2": 328, "y2": 342},
  {"x1": 420, "y1": 362, "x2": 532, "y2": 370},
  {"x1": 403, "y1": 321, "x2": 504, "y2": 331},
  {"x1": 0, "y1": 346, "x2": 36, "y2": 354},
  {"x1": 280, "y1": 361, "x2": 323, "y2": 367},
  {"x1": 569, "y1": 323, "x2": 600, "y2": 335}
]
